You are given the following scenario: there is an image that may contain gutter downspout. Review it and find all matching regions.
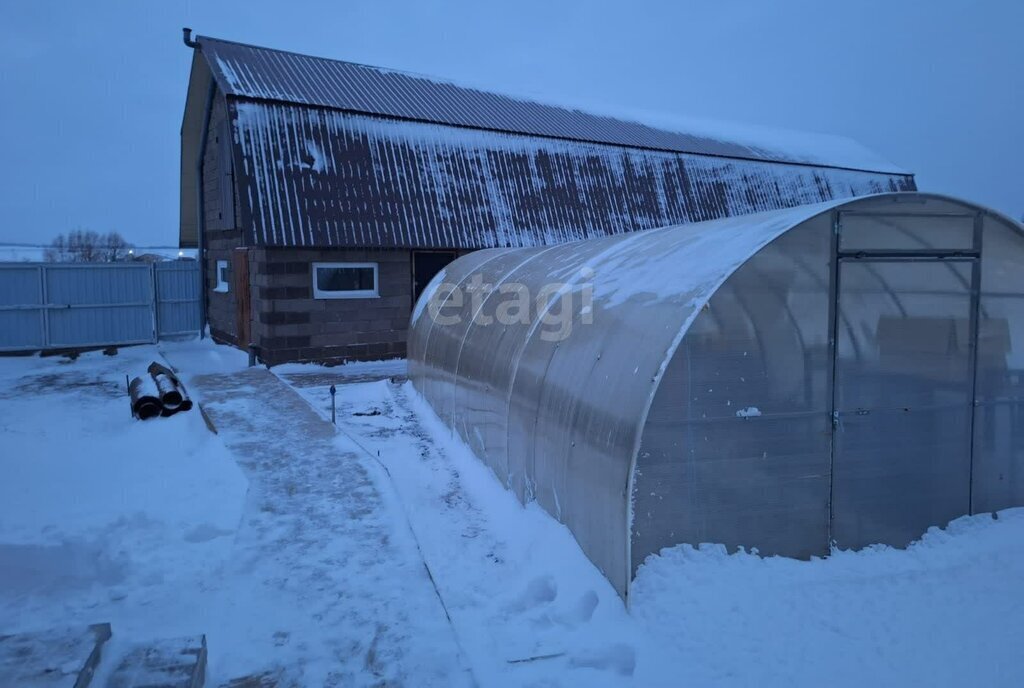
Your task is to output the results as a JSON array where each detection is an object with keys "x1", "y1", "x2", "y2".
[{"x1": 192, "y1": 36, "x2": 215, "y2": 339}]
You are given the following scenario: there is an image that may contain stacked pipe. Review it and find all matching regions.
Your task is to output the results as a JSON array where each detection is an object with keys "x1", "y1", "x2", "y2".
[{"x1": 128, "y1": 362, "x2": 193, "y2": 420}]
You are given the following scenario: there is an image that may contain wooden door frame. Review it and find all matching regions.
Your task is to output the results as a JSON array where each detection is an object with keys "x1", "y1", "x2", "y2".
[{"x1": 231, "y1": 247, "x2": 251, "y2": 350}]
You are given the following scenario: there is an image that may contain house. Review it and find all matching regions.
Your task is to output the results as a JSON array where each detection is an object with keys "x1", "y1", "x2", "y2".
[
  {"x1": 129, "y1": 253, "x2": 168, "y2": 264},
  {"x1": 179, "y1": 29, "x2": 915, "y2": 365}
]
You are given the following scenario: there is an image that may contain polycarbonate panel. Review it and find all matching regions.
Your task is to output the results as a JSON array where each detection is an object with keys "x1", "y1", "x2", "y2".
[
  {"x1": 437, "y1": 245, "x2": 554, "y2": 483},
  {"x1": 839, "y1": 213, "x2": 975, "y2": 251},
  {"x1": 412, "y1": 248, "x2": 507, "y2": 424},
  {"x1": 637, "y1": 411, "x2": 831, "y2": 556},
  {"x1": 834, "y1": 260, "x2": 974, "y2": 409},
  {"x1": 831, "y1": 259, "x2": 974, "y2": 549},
  {"x1": 450, "y1": 245, "x2": 563, "y2": 488},
  {"x1": 631, "y1": 215, "x2": 833, "y2": 574},
  {"x1": 972, "y1": 217, "x2": 1024, "y2": 513},
  {"x1": 510, "y1": 229, "x2": 688, "y2": 580},
  {"x1": 409, "y1": 250, "x2": 496, "y2": 367},
  {"x1": 842, "y1": 196, "x2": 971, "y2": 216},
  {"x1": 506, "y1": 230, "x2": 666, "y2": 510},
  {"x1": 411, "y1": 201, "x2": 825, "y2": 597}
]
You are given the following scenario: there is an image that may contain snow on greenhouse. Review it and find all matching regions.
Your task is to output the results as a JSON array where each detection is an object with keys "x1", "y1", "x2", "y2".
[{"x1": 409, "y1": 192, "x2": 1024, "y2": 599}]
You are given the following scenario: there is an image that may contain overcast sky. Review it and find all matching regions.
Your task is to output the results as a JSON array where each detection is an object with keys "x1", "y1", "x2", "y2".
[{"x1": 1, "y1": 0, "x2": 1020, "y2": 246}]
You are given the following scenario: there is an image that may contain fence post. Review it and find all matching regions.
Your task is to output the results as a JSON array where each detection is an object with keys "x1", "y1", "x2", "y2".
[
  {"x1": 39, "y1": 264, "x2": 50, "y2": 349},
  {"x1": 150, "y1": 263, "x2": 160, "y2": 343}
]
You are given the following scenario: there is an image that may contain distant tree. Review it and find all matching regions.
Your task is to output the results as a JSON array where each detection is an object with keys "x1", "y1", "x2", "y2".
[
  {"x1": 68, "y1": 230, "x2": 100, "y2": 262},
  {"x1": 43, "y1": 234, "x2": 71, "y2": 262},
  {"x1": 44, "y1": 230, "x2": 134, "y2": 262},
  {"x1": 100, "y1": 232, "x2": 132, "y2": 262}
]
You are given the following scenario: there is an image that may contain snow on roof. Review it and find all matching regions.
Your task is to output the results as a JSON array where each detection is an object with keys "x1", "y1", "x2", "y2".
[
  {"x1": 196, "y1": 35, "x2": 907, "y2": 176},
  {"x1": 228, "y1": 102, "x2": 913, "y2": 248}
]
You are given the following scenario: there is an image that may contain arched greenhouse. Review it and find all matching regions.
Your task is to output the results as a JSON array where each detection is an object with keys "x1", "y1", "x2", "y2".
[{"x1": 408, "y1": 192, "x2": 1024, "y2": 600}]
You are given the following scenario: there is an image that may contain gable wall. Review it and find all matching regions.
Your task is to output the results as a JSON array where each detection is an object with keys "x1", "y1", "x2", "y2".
[{"x1": 202, "y1": 93, "x2": 244, "y2": 345}]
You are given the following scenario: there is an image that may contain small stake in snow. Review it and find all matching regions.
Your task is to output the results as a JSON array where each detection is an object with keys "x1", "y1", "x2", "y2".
[{"x1": 329, "y1": 385, "x2": 336, "y2": 425}]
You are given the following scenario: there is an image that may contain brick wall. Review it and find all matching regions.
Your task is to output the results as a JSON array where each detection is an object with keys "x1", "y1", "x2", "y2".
[
  {"x1": 199, "y1": 90, "x2": 463, "y2": 364},
  {"x1": 249, "y1": 248, "x2": 413, "y2": 365}
]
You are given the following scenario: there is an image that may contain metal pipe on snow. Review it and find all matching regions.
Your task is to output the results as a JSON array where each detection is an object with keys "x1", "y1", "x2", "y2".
[{"x1": 129, "y1": 375, "x2": 162, "y2": 420}]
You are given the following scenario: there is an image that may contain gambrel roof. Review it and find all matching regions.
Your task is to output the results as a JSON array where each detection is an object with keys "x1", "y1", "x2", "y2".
[{"x1": 180, "y1": 35, "x2": 915, "y2": 248}]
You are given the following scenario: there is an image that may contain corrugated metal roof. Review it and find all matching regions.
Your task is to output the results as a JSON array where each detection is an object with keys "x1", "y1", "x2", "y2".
[
  {"x1": 198, "y1": 35, "x2": 905, "y2": 175},
  {"x1": 230, "y1": 101, "x2": 915, "y2": 248}
]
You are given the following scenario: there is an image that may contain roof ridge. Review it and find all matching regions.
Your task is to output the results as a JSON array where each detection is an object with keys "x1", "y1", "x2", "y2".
[
  {"x1": 195, "y1": 34, "x2": 909, "y2": 176},
  {"x1": 197, "y1": 34, "x2": 435, "y2": 81}
]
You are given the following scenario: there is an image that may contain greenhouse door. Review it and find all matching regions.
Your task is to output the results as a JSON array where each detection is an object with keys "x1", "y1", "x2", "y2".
[{"x1": 830, "y1": 256, "x2": 978, "y2": 550}]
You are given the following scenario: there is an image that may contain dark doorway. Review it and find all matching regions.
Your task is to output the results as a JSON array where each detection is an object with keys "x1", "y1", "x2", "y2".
[{"x1": 413, "y1": 250, "x2": 457, "y2": 301}]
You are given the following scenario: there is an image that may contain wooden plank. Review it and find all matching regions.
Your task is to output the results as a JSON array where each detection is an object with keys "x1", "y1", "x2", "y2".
[
  {"x1": 0, "y1": 623, "x2": 111, "y2": 688},
  {"x1": 232, "y1": 248, "x2": 251, "y2": 350},
  {"x1": 107, "y1": 634, "x2": 206, "y2": 688}
]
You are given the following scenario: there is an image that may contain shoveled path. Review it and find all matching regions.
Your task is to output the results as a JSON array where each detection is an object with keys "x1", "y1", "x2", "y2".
[{"x1": 180, "y1": 365, "x2": 473, "y2": 687}]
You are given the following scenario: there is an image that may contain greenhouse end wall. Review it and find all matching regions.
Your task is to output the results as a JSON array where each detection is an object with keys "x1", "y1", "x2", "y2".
[{"x1": 631, "y1": 213, "x2": 834, "y2": 574}]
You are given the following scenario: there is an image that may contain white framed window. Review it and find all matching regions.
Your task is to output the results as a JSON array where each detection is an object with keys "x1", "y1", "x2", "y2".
[
  {"x1": 214, "y1": 259, "x2": 230, "y2": 293},
  {"x1": 313, "y1": 262, "x2": 379, "y2": 299}
]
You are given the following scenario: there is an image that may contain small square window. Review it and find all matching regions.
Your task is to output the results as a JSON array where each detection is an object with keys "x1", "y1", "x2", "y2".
[
  {"x1": 214, "y1": 260, "x2": 230, "y2": 293},
  {"x1": 313, "y1": 262, "x2": 379, "y2": 299}
]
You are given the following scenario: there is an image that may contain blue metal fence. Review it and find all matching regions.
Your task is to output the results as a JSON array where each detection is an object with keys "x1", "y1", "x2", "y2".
[{"x1": 0, "y1": 261, "x2": 201, "y2": 352}]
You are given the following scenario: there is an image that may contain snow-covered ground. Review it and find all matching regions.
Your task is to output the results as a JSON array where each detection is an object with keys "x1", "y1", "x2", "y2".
[
  {"x1": 283, "y1": 363, "x2": 1024, "y2": 687},
  {"x1": 0, "y1": 343, "x2": 249, "y2": 682},
  {"x1": 2, "y1": 340, "x2": 1023, "y2": 686}
]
